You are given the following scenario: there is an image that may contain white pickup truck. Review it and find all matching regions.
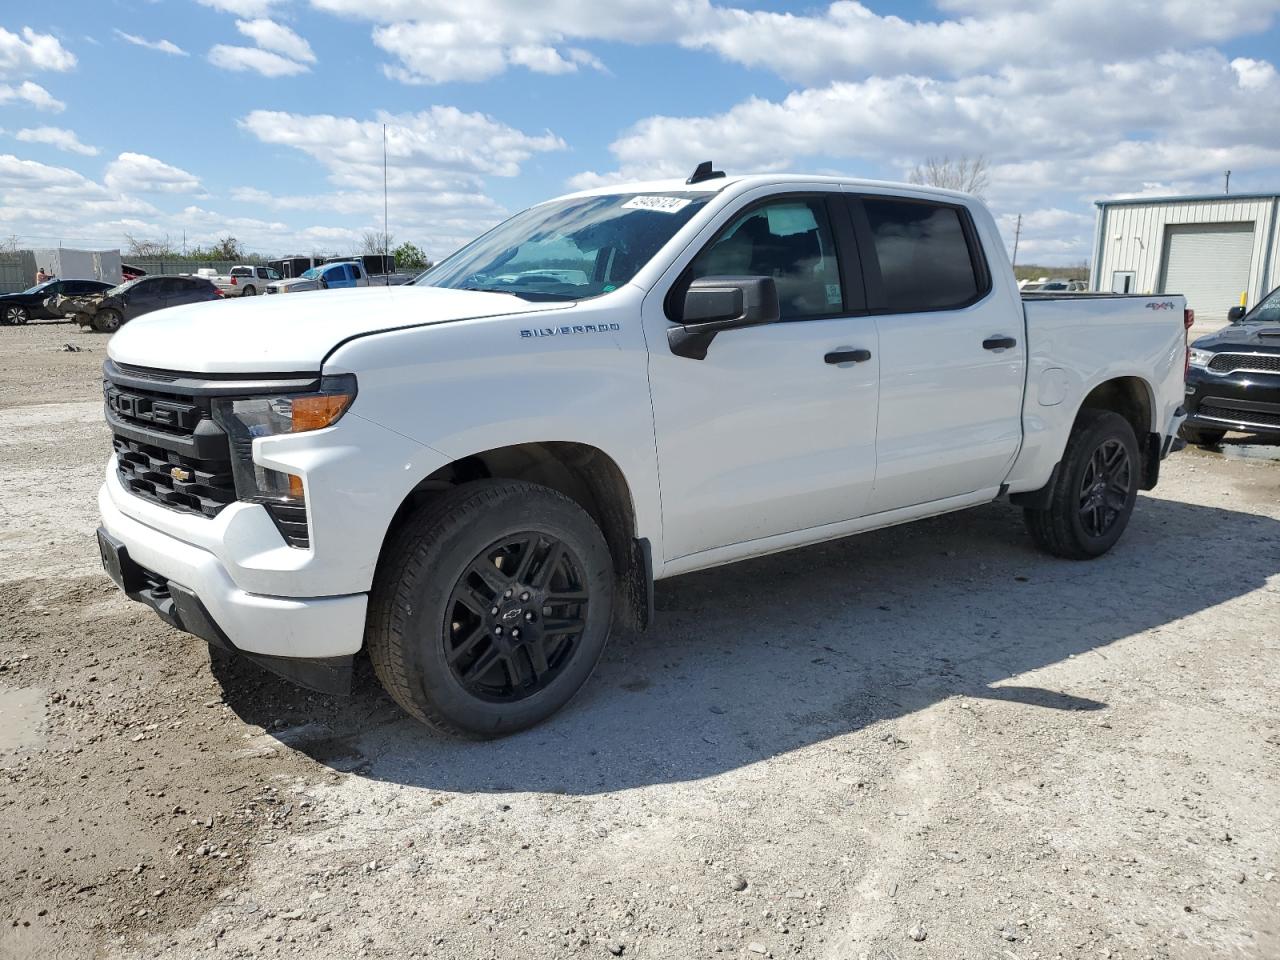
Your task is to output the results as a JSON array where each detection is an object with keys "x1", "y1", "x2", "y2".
[
  {"x1": 211, "y1": 265, "x2": 281, "y2": 297},
  {"x1": 96, "y1": 169, "x2": 1189, "y2": 737}
]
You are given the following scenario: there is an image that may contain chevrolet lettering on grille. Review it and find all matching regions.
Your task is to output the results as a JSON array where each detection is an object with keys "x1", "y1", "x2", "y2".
[{"x1": 106, "y1": 386, "x2": 200, "y2": 432}]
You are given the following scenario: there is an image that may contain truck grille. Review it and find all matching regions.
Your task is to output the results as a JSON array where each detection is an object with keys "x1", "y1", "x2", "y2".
[
  {"x1": 1199, "y1": 402, "x2": 1280, "y2": 430},
  {"x1": 105, "y1": 372, "x2": 236, "y2": 519},
  {"x1": 112, "y1": 435, "x2": 236, "y2": 517},
  {"x1": 1207, "y1": 352, "x2": 1280, "y2": 375}
]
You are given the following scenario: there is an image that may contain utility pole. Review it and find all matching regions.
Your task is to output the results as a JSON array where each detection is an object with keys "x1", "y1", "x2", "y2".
[
  {"x1": 1225, "y1": 170, "x2": 1231, "y2": 195},
  {"x1": 382, "y1": 123, "x2": 390, "y2": 279},
  {"x1": 1011, "y1": 213, "x2": 1023, "y2": 267}
]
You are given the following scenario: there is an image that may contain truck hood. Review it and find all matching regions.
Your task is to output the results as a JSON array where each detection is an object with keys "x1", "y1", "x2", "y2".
[
  {"x1": 1193, "y1": 321, "x2": 1280, "y2": 351},
  {"x1": 107, "y1": 285, "x2": 571, "y2": 373}
]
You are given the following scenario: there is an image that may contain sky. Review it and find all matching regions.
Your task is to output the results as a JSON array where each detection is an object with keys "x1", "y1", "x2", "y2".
[{"x1": 2, "y1": 0, "x2": 1280, "y2": 265}]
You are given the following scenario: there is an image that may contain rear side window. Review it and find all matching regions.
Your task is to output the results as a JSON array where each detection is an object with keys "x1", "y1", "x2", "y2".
[
  {"x1": 231, "y1": 267, "x2": 252, "y2": 277},
  {"x1": 861, "y1": 198, "x2": 983, "y2": 313}
]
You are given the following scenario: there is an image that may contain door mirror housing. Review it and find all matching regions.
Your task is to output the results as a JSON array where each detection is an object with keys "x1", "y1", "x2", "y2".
[
  {"x1": 669, "y1": 275, "x2": 780, "y2": 360},
  {"x1": 1227, "y1": 305, "x2": 1246, "y2": 322}
]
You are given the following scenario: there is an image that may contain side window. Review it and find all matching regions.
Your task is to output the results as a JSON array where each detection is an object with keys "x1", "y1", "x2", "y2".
[
  {"x1": 267, "y1": 268, "x2": 280, "y2": 280},
  {"x1": 685, "y1": 197, "x2": 844, "y2": 320},
  {"x1": 861, "y1": 198, "x2": 983, "y2": 313},
  {"x1": 345, "y1": 264, "x2": 359, "y2": 282}
]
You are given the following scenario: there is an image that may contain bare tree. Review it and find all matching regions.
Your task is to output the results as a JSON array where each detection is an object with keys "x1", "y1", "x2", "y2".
[
  {"x1": 124, "y1": 233, "x2": 178, "y2": 258},
  {"x1": 0, "y1": 234, "x2": 19, "y2": 255},
  {"x1": 358, "y1": 230, "x2": 394, "y2": 256},
  {"x1": 907, "y1": 155, "x2": 990, "y2": 199}
]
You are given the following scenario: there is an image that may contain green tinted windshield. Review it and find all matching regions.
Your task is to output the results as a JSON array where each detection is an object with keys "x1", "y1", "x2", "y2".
[{"x1": 416, "y1": 193, "x2": 711, "y2": 301}]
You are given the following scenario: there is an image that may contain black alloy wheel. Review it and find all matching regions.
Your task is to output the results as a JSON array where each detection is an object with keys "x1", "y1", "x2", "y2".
[
  {"x1": 444, "y1": 533, "x2": 589, "y2": 703},
  {"x1": 1077, "y1": 438, "x2": 1132, "y2": 538}
]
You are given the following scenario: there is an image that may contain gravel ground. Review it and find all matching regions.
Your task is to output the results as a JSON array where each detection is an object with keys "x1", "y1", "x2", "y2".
[{"x1": 1, "y1": 319, "x2": 1278, "y2": 960}]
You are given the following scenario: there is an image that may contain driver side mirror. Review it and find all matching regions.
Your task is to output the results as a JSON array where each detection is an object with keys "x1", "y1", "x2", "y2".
[
  {"x1": 668, "y1": 275, "x2": 780, "y2": 360},
  {"x1": 1227, "y1": 305, "x2": 1246, "y2": 322}
]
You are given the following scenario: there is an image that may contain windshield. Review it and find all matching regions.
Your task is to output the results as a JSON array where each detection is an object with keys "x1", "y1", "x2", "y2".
[
  {"x1": 416, "y1": 192, "x2": 712, "y2": 301},
  {"x1": 300, "y1": 268, "x2": 320, "y2": 280},
  {"x1": 1244, "y1": 286, "x2": 1280, "y2": 323}
]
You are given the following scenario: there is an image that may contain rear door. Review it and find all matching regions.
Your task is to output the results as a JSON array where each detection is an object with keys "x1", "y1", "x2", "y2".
[
  {"x1": 849, "y1": 192, "x2": 1025, "y2": 513},
  {"x1": 646, "y1": 189, "x2": 881, "y2": 561},
  {"x1": 123, "y1": 278, "x2": 169, "y2": 319}
]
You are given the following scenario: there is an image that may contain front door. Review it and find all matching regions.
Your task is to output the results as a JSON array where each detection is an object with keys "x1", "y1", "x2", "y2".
[
  {"x1": 849, "y1": 193, "x2": 1025, "y2": 514},
  {"x1": 646, "y1": 191, "x2": 880, "y2": 561}
]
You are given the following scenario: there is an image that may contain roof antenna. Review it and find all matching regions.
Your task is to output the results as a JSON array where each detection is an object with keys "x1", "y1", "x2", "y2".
[{"x1": 686, "y1": 160, "x2": 725, "y2": 185}]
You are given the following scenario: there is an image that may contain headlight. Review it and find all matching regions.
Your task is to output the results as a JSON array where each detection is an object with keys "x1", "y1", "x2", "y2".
[
  {"x1": 1188, "y1": 348, "x2": 1213, "y2": 370},
  {"x1": 211, "y1": 374, "x2": 356, "y2": 503}
]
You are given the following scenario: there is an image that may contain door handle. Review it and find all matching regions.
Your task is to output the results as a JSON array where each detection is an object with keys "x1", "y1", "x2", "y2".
[
  {"x1": 824, "y1": 349, "x2": 872, "y2": 365},
  {"x1": 982, "y1": 335, "x2": 1017, "y2": 351}
]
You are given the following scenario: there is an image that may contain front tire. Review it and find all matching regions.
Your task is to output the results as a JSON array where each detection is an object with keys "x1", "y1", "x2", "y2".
[
  {"x1": 1024, "y1": 409, "x2": 1140, "y2": 560},
  {"x1": 91, "y1": 309, "x2": 122, "y2": 333},
  {"x1": 4, "y1": 305, "x2": 28, "y2": 325},
  {"x1": 366, "y1": 480, "x2": 614, "y2": 738}
]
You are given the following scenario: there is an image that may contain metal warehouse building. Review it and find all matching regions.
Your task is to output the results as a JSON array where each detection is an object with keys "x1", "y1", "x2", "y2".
[{"x1": 1090, "y1": 193, "x2": 1280, "y2": 320}]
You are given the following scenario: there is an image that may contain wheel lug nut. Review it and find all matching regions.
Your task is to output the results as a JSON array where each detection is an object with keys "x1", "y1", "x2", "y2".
[
  {"x1": 512, "y1": 628, "x2": 520, "y2": 638},
  {"x1": 494, "y1": 626, "x2": 503, "y2": 636},
  {"x1": 520, "y1": 592, "x2": 530, "y2": 602},
  {"x1": 490, "y1": 606, "x2": 499, "y2": 615},
  {"x1": 525, "y1": 611, "x2": 534, "y2": 621},
  {"x1": 504, "y1": 589, "x2": 513, "y2": 598}
]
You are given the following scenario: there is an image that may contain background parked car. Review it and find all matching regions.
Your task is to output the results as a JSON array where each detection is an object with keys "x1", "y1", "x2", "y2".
[
  {"x1": 266, "y1": 260, "x2": 368, "y2": 294},
  {"x1": 51, "y1": 275, "x2": 221, "y2": 332},
  {"x1": 1021, "y1": 278, "x2": 1088, "y2": 292},
  {"x1": 212, "y1": 264, "x2": 281, "y2": 297},
  {"x1": 120, "y1": 263, "x2": 146, "y2": 282},
  {"x1": 0, "y1": 278, "x2": 114, "y2": 325}
]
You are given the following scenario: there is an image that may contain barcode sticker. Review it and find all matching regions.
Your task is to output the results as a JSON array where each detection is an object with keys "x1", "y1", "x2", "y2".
[{"x1": 623, "y1": 196, "x2": 692, "y2": 214}]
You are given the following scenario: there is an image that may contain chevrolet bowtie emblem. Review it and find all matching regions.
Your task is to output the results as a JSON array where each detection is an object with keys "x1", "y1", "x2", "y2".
[{"x1": 170, "y1": 467, "x2": 191, "y2": 482}]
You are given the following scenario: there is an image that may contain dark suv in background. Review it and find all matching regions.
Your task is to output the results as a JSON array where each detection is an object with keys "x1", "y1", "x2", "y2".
[
  {"x1": 54, "y1": 275, "x2": 221, "y2": 332},
  {"x1": 1182, "y1": 286, "x2": 1280, "y2": 445}
]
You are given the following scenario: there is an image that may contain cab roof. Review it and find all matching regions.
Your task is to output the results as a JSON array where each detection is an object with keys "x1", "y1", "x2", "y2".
[{"x1": 555, "y1": 173, "x2": 978, "y2": 206}]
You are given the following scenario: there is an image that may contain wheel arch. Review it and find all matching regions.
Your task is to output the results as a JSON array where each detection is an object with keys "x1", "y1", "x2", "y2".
[
  {"x1": 1075, "y1": 375, "x2": 1160, "y2": 489},
  {"x1": 377, "y1": 441, "x2": 652, "y2": 631}
]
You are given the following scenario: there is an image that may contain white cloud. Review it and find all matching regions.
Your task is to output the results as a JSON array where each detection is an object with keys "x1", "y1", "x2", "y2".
[
  {"x1": 234, "y1": 19, "x2": 316, "y2": 62},
  {"x1": 195, "y1": 0, "x2": 285, "y2": 15},
  {"x1": 104, "y1": 152, "x2": 203, "y2": 194},
  {"x1": 208, "y1": 44, "x2": 310, "y2": 76},
  {"x1": 0, "y1": 26, "x2": 76, "y2": 75},
  {"x1": 0, "y1": 81, "x2": 65, "y2": 112},
  {"x1": 1231, "y1": 56, "x2": 1277, "y2": 90},
  {"x1": 114, "y1": 30, "x2": 189, "y2": 56},
  {"x1": 240, "y1": 107, "x2": 565, "y2": 185},
  {"x1": 14, "y1": 126, "x2": 99, "y2": 156}
]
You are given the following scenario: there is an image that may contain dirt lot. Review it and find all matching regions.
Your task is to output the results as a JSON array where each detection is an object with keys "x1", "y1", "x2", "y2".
[{"x1": 2, "y1": 320, "x2": 1278, "y2": 960}]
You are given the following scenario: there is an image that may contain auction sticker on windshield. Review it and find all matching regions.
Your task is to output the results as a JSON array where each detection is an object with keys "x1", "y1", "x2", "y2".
[{"x1": 623, "y1": 196, "x2": 693, "y2": 214}]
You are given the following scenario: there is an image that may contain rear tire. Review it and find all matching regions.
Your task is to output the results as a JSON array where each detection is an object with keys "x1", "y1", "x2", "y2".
[
  {"x1": 1180, "y1": 425, "x2": 1226, "y2": 447},
  {"x1": 242, "y1": 285, "x2": 256, "y2": 296},
  {"x1": 366, "y1": 480, "x2": 614, "y2": 738},
  {"x1": 92, "y1": 309, "x2": 122, "y2": 333},
  {"x1": 1024, "y1": 409, "x2": 1140, "y2": 560}
]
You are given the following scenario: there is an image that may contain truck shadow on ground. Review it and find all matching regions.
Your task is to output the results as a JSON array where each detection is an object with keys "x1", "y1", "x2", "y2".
[{"x1": 213, "y1": 490, "x2": 1280, "y2": 794}]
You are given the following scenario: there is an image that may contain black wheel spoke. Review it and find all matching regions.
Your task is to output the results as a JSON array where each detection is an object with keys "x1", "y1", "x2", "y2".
[
  {"x1": 533, "y1": 543, "x2": 565, "y2": 590},
  {"x1": 1078, "y1": 438, "x2": 1131, "y2": 539},
  {"x1": 447, "y1": 624, "x2": 488, "y2": 664},
  {"x1": 545, "y1": 589, "x2": 589, "y2": 605},
  {"x1": 467, "y1": 558, "x2": 510, "y2": 599},
  {"x1": 542, "y1": 617, "x2": 585, "y2": 636},
  {"x1": 460, "y1": 645, "x2": 505, "y2": 685}
]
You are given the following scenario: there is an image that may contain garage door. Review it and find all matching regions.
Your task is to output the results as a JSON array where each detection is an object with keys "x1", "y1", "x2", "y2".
[{"x1": 1160, "y1": 222, "x2": 1254, "y2": 321}]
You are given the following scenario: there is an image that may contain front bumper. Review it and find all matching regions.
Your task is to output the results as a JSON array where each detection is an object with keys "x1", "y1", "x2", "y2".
[
  {"x1": 99, "y1": 480, "x2": 366, "y2": 687},
  {"x1": 1184, "y1": 366, "x2": 1280, "y2": 436},
  {"x1": 96, "y1": 526, "x2": 355, "y2": 694}
]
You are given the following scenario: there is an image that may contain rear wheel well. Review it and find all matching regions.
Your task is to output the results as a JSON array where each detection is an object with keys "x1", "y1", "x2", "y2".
[
  {"x1": 379, "y1": 443, "x2": 650, "y2": 630},
  {"x1": 1078, "y1": 377, "x2": 1158, "y2": 488}
]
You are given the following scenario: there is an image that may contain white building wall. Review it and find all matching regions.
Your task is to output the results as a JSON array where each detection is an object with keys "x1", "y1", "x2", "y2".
[{"x1": 1092, "y1": 197, "x2": 1279, "y2": 306}]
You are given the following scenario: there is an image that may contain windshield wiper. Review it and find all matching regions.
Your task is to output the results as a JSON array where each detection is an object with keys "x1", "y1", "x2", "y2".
[{"x1": 457, "y1": 285, "x2": 576, "y2": 302}]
